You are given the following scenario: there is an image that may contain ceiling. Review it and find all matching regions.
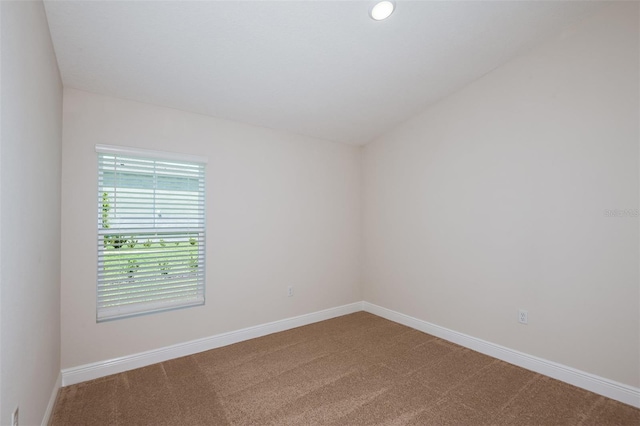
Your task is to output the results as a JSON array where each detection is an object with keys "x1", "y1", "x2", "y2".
[{"x1": 43, "y1": 1, "x2": 602, "y2": 146}]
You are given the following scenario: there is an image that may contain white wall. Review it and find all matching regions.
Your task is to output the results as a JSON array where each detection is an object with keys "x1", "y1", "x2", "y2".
[
  {"x1": 0, "y1": 1, "x2": 63, "y2": 425},
  {"x1": 363, "y1": 2, "x2": 639, "y2": 388},
  {"x1": 61, "y1": 88, "x2": 361, "y2": 369}
]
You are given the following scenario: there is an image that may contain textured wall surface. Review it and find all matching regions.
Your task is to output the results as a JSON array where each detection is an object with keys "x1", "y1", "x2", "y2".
[
  {"x1": 61, "y1": 89, "x2": 362, "y2": 369},
  {"x1": 0, "y1": 1, "x2": 63, "y2": 424},
  {"x1": 363, "y1": 3, "x2": 639, "y2": 387}
]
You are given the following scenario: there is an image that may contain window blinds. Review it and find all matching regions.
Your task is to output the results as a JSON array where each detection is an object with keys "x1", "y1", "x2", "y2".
[{"x1": 96, "y1": 146, "x2": 206, "y2": 321}]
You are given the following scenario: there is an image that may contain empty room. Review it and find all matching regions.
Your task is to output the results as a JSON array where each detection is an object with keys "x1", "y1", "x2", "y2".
[{"x1": 1, "y1": 0, "x2": 639, "y2": 425}]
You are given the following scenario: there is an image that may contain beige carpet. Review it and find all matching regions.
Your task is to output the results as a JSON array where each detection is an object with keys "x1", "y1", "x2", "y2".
[{"x1": 50, "y1": 312, "x2": 639, "y2": 425}]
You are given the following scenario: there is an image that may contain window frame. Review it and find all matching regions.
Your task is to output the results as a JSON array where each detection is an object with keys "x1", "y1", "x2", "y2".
[{"x1": 95, "y1": 144, "x2": 207, "y2": 322}]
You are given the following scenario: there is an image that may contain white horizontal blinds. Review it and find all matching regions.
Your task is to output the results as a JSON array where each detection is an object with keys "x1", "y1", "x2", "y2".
[{"x1": 97, "y1": 150, "x2": 205, "y2": 321}]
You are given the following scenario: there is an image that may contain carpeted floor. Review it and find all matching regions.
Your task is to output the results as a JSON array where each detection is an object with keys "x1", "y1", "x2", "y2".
[{"x1": 50, "y1": 312, "x2": 639, "y2": 425}]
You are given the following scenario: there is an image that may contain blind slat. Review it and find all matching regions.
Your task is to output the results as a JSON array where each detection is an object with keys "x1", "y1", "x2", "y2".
[{"x1": 99, "y1": 284, "x2": 204, "y2": 304}]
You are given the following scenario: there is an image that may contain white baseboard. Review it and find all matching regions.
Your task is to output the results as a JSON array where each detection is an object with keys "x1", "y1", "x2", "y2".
[
  {"x1": 362, "y1": 301, "x2": 640, "y2": 409},
  {"x1": 41, "y1": 372, "x2": 61, "y2": 426},
  {"x1": 60, "y1": 300, "x2": 640, "y2": 409},
  {"x1": 61, "y1": 302, "x2": 363, "y2": 386}
]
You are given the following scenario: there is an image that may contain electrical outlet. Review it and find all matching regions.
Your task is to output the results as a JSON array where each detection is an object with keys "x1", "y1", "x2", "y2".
[
  {"x1": 518, "y1": 309, "x2": 528, "y2": 325},
  {"x1": 287, "y1": 286, "x2": 294, "y2": 297},
  {"x1": 12, "y1": 407, "x2": 18, "y2": 426}
]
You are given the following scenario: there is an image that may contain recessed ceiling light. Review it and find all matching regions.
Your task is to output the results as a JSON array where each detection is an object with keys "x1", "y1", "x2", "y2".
[{"x1": 370, "y1": 1, "x2": 395, "y2": 21}]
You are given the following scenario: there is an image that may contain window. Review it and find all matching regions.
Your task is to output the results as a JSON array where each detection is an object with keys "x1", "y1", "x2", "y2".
[{"x1": 96, "y1": 145, "x2": 206, "y2": 321}]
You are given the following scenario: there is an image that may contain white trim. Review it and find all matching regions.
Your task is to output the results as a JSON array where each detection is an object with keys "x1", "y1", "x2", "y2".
[
  {"x1": 95, "y1": 144, "x2": 208, "y2": 164},
  {"x1": 362, "y1": 302, "x2": 640, "y2": 408},
  {"x1": 41, "y1": 372, "x2": 61, "y2": 426},
  {"x1": 59, "y1": 301, "x2": 640, "y2": 409},
  {"x1": 61, "y1": 302, "x2": 362, "y2": 386}
]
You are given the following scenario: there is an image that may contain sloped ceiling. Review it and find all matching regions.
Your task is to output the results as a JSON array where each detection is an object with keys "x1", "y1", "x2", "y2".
[{"x1": 44, "y1": 1, "x2": 602, "y2": 145}]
